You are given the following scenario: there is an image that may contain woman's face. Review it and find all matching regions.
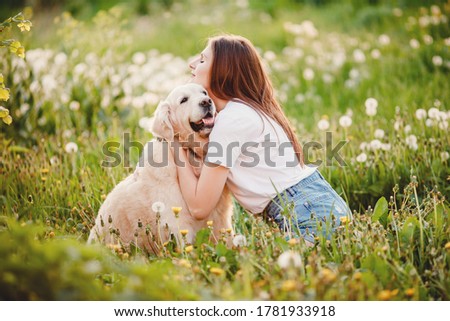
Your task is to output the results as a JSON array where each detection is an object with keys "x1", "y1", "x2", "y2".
[{"x1": 189, "y1": 44, "x2": 213, "y2": 90}]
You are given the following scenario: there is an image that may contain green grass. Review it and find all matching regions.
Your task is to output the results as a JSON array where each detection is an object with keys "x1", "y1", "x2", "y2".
[{"x1": 0, "y1": 1, "x2": 449, "y2": 300}]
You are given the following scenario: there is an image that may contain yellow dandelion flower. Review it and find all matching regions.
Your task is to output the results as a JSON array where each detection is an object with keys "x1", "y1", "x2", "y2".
[
  {"x1": 353, "y1": 272, "x2": 362, "y2": 281},
  {"x1": 2, "y1": 114, "x2": 12, "y2": 125},
  {"x1": 0, "y1": 87, "x2": 10, "y2": 101},
  {"x1": 40, "y1": 168, "x2": 49, "y2": 174},
  {"x1": 16, "y1": 46, "x2": 25, "y2": 58},
  {"x1": 172, "y1": 207, "x2": 182, "y2": 217},
  {"x1": 206, "y1": 220, "x2": 213, "y2": 227},
  {"x1": 41, "y1": 176, "x2": 47, "y2": 181},
  {"x1": 179, "y1": 259, "x2": 191, "y2": 268},
  {"x1": 281, "y1": 280, "x2": 297, "y2": 292},
  {"x1": 321, "y1": 268, "x2": 337, "y2": 283},
  {"x1": 265, "y1": 231, "x2": 272, "y2": 237},
  {"x1": 0, "y1": 106, "x2": 9, "y2": 117},
  {"x1": 340, "y1": 216, "x2": 349, "y2": 223},
  {"x1": 288, "y1": 238, "x2": 298, "y2": 246},
  {"x1": 48, "y1": 231, "x2": 55, "y2": 238},
  {"x1": 405, "y1": 288, "x2": 415, "y2": 297},
  {"x1": 226, "y1": 228, "x2": 232, "y2": 234},
  {"x1": 180, "y1": 229, "x2": 189, "y2": 236},
  {"x1": 377, "y1": 290, "x2": 392, "y2": 301},
  {"x1": 101, "y1": 194, "x2": 106, "y2": 200},
  {"x1": 185, "y1": 245, "x2": 194, "y2": 253},
  {"x1": 210, "y1": 267, "x2": 225, "y2": 276},
  {"x1": 17, "y1": 21, "x2": 32, "y2": 32},
  {"x1": 444, "y1": 242, "x2": 450, "y2": 250}
]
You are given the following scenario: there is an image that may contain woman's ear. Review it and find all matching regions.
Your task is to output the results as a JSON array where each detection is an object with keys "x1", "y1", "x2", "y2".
[{"x1": 151, "y1": 100, "x2": 174, "y2": 140}]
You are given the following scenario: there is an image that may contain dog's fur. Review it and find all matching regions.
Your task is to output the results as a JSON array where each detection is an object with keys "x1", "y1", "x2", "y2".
[{"x1": 88, "y1": 84, "x2": 233, "y2": 253}]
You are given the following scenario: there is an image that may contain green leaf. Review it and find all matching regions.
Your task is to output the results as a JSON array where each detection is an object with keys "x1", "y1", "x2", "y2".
[
  {"x1": 8, "y1": 145, "x2": 31, "y2": 153},
  {"x1": 372, "y1": 196, "x2": 388, "y2": 224},
  {"x1": 194, "y1": 228, "x2": 211, "y2": 248},
  {"x1": 361, "y1": 254, "x2": 391, "y2": 286},
  {"x1": 400, "y1": 217, "x2": 419, "y2": 245}
]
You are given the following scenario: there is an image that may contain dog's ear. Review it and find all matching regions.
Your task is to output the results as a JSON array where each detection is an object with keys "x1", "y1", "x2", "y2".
[{"x1": 151, "y1": 100, "x2": 174, "y2": 140}]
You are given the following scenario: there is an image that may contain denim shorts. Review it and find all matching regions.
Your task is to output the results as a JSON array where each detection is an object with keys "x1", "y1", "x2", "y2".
[{"x1": 263, "y1": 170, "x2": 351, "y2": 243}]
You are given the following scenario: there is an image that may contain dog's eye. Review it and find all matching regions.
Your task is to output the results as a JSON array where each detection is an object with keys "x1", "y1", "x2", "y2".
[
  {"x1": 180, "y1": 97, "x2": 188, "y2": 104},
  {"x1": 202, "y1": 91, "x2": 207, "y2": 95}
]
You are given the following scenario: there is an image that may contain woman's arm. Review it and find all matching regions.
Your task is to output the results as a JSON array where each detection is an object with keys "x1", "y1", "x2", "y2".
[{"x1": 174, "y1": 143, "x2": 229, "y2": 220}]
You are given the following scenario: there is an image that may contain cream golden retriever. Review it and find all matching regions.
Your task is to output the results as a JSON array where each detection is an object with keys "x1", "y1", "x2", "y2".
[{"x1": 88, "y1": 84, "x2": 233, "y2": 253}]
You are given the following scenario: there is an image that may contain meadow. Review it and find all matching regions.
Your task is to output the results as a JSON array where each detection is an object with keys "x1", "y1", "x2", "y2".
[{"x1": 0, "y1": 0, "x2": 449, "y2": 300}]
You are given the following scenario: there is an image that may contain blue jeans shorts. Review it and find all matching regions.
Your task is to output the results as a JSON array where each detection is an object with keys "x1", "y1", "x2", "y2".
[{"x1": 263, "y1": 170, "x2": 351, "y2": 243}]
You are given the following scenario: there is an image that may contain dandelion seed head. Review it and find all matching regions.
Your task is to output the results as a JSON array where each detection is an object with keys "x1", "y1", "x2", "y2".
[
  {"x1": 374, "y1": 129, "x2": 385, "y2": 139},
  {"x1": 64, "y1": 142, "x2": 78, "y2": 153},
  {"x1": 415, "y1": 109, "x2": 427, "y2": 120},
  {"x1": 365, "y1": 98, "x2": 378, "y2": 116},
  {"x1": 339, "y1": 115, "x2": 352, "y2": 128},
  {"x1": 432, "y1": 55, "x2": 443, "y2": 66},
  {"x1": 232, "y1": 234, "x2": 247, "y2": 247},
  {"x1": 378, "y1": 34, "x2": 391, "y2": 46},
  {"x1": 356, "y1": 152, "x2": 367, "y2": 163},
  {"x1": 151, "y1": 201, "x2": 165, "y2": 213},
  {"x1": 277, "y1": 250, "x2": 302, "y2": 269},
  {"x1": 317, "y1": 118, "x2": 330, "y2": 131}
]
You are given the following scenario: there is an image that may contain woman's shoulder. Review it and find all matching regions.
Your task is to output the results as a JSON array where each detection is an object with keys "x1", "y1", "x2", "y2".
[
  {"x1": 213, "y1": 100, "x2": 263, "y2": 135},
  {"x1": 219, "y1": 100, "x2": 260, "y2": 120}
]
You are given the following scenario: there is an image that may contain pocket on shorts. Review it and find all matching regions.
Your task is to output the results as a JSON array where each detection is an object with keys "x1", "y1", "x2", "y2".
[{"x1": 300, "y1": 185, "x2": 348, "y2": 221}]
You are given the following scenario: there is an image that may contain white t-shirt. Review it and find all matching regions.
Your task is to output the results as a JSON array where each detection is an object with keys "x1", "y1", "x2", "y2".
[{"x1": 205, "y1": 100, "x2": 316, "y2": 214}]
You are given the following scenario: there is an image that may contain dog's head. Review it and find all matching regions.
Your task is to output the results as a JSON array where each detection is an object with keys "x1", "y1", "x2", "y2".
[{"x1": 152, "y1": 83, "x2": 216, "y2": 141}]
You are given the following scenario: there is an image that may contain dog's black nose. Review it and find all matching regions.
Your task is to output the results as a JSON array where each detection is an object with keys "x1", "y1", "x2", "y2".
[{"x1": 200, "y1": 98, "x2": 212, "y2": 109}]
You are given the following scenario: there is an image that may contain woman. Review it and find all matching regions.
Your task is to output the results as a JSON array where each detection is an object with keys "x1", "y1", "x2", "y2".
[{"x1": 174, "y1": 34, "x2": 351, "y2": 244}]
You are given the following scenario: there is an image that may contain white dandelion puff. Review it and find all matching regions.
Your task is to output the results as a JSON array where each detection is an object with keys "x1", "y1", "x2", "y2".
[
  {"x1": 152, "y1": 201, "x2": 166, "y2": 213},
  {"x1": 425, "y1": 119, "x2": 434, "y2": 127},
  {"x1": 409, "y1": 39, "x2": 420, "y2": 49},
  {"x1": 439, "y1": 121, "x2": 448, "y2": 130},
  {"x1": 365, "y1": 98, "x2": 378, "y2": 116},
  {"x1": 370, "y1": 139, "x2": 382, "y2": 150},
  {"x1": 404, "y1": 125, "x2": 411, "y2": 133},
  {"x1": 374, "y1": 129, "x2": 385, "y2": 139},
  {"x1": 441, "y1": 151, "x2": 449, "y2": 162},
  {"x1": 232, "y1": 234, "x2": 247, "y2": 247},
  {"x1": 356, "y1": 153, "x2": 367, "y2": 163},
  {"x1": 69, "y1": 101, "x2": 80, "y2": 111},
  {"x1": 64, "y1": 142, "x2": 78, "y2": 153},
  {"x1": 339, "y1": 115, "x2": 352, "y2": 128},
  {"x1": 432, "y1": 56, "x2": 443, "y2": 66},
  {"x1": 317, "y1": 118, "x2": 330, "y2": 131},
  {"x1": 378, "y1": 34, "x2": 391, "y2": 46},
  {"x1": 428, "y1": 107, "x2": 440, "y2": 119},
  {"x1": 405, "y1": 135, "x2": 418, "y2": 150},
  {"x1": 415, "y1": 109, "x2": 427, "y2": 120},
  {"x1": 371, "y1": 49, "x2": 381, "y2": 59},
  {"x1": 303, "y1": 68, "x2": 315, "y2": 81},
  {"x1": 277, "y1": 251, "x2": 302, "y2": 269}
]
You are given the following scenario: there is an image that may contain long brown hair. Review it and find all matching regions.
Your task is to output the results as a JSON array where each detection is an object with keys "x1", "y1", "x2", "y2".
[{"x1": 208, "y1": 34, "x2": 304, "y2": 166}]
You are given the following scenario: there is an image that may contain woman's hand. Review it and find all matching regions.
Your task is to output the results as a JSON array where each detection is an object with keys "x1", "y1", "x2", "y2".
[{"x1": 172, "y1": 137, "x2": 229, "y2": 220}]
